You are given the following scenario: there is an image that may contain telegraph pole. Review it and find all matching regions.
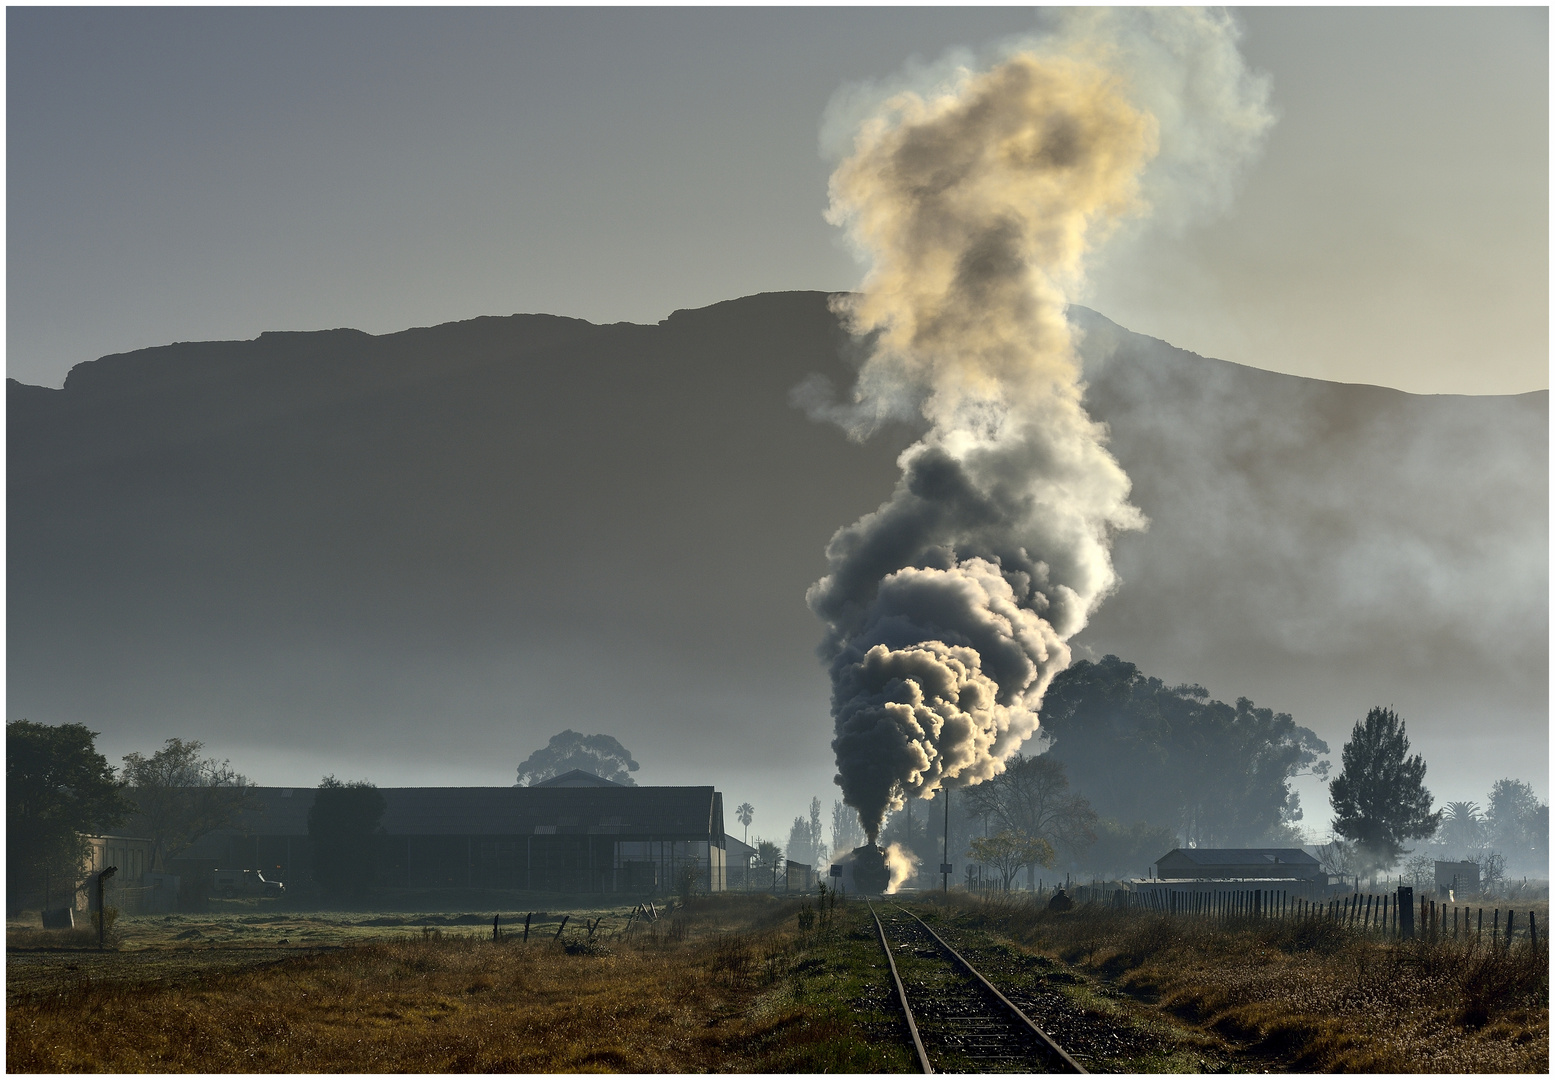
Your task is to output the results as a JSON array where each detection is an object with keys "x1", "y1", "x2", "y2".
[
  {"x1": 95, "y1": 866, "x2": 118, "y2": 950},
  {"x1": 941, "y1": 788, "x2": 952, "y2": 894}
]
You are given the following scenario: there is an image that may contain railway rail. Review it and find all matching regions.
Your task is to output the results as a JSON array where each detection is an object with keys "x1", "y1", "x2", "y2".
[{"x1": 869, "y1": 901, "x2": 1087, "y2": 1074}]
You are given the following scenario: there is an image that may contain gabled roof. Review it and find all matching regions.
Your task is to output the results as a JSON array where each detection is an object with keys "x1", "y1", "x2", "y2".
[
  {"x1": 1157, "y1": 848, "x2": 1319, "y2": 866},
  {"x1": 206, "y1": 786, "x2": 725, "y2": 840},
  {"x1": 531, "y1": 769, "x2": 624, "y2": 788},
  {"x1": 724, "y1": 834, "x2": 757, "y2": 861}
]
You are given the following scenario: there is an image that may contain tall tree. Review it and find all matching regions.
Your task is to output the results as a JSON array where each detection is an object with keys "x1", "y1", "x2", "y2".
[
  {"x1": 735, "y1": 802, "x2": 754, "y2": 846},
  {"x1": 1485, "y1": 778, "x2": 1546, "y2": 869},
  {"x1": 786, "y1": 815, "x2": 817, "y2": 869},
  {"x1": 962, "y1": 754, "x2": 1098, "y2": 863},
  {"x1": 514, "y1": 730, "x2": 640, "y2": 786},
  {"x1": 1041, "y1": 655, "x2": 1329, "y2": 847},
  {"x1": 7, "y1": 720, "x2": 130, "y2": 903},
  {"x1": 307, "y1": 777, "x2": 387, "y2": 899},
  {"x1": 120, "y1": 738, "x2": 254, "y2": 870},
  {"x1": 807, "y1": 797, "x2": 824, "y2": 865},
  {"x1": 831, "y1": 799, "x2": 864, "y2": 856},
  {"x1": 1328, "y1": 707, "x2": 1441, "y2": 875}
]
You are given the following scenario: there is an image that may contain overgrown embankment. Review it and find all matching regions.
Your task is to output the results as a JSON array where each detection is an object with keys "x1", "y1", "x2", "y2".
[{"x1": 941, "y1": 893, "x2": 1549, "y2": 1072}]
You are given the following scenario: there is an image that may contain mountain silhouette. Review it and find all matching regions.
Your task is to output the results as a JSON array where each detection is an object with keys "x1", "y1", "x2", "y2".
[{"x1": 8, "y1": 292, "x2": 1545, "y2": 793}]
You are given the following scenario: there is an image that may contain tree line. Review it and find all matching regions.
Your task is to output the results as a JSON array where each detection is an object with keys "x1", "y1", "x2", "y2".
[
  {"x1": 7, "y1": 721, "x2": 388, "y2": 906},
  {"x1": 742, "y1": 656, "x2": 1546, "y2": 893}
]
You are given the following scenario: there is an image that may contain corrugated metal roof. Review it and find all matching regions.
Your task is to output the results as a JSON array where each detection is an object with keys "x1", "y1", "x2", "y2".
[
  {"x1": 532, "y1": 770, "x2": 624, "y2": 787},
  {"x1": 1157, "y1": 848, "x2": 1319, "y2": 866},
  {"x1": 221, "y1": 786, "x2": 725, "y2": 839}
]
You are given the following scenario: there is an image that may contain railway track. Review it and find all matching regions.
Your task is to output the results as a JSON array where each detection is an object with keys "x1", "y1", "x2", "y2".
[{"x1": 870, "y1": 901, "x2": 1087, "y2": 1074}]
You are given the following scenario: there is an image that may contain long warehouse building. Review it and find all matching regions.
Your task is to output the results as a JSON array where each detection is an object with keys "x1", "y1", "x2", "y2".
[{"x1": 172, "y1": 771, "x2": 729, "y2": 894}]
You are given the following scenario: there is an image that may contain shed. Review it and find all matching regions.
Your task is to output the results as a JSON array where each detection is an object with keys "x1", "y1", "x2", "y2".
[
  {"x1": 1434, "y1": 860, "x2": 1479, "y2": 897},
  {"x1": 174, "y1": 783, "x2": 728, "y2": 896}
]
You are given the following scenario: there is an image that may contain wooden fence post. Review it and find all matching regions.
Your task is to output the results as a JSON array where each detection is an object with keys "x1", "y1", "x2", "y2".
[
  {"x1": 1398, "y1": 886, "x2": 1414, "y2": 940},
  {"x1": 523, "y1": 912, "x2": 532, "y2": 942},
  {"x1": 554, "y1": 914, "x2": 570, "y2": 941}
]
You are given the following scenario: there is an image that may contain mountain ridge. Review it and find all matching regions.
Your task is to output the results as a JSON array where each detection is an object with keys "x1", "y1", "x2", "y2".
[{"x1": 8, "y1": 290, "x2": 1545, "y2": 802}]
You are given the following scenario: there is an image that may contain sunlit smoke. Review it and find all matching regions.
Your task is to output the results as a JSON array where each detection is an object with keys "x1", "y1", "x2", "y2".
[
  {"x1": 810, "y1": 10, "x2": 1272, "y2": 842},
  {"x1": 884, "y1": 842, "x2": 920, "y2": 894}
]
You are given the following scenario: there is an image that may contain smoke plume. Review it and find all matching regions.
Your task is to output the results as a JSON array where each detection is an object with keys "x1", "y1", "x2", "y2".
[
  {"x1": 810, "y1": 11, "x2": 1271, "y2": 842},
  {"x1": 884, "y1": 842, "x2": 920, "y2": 894}
]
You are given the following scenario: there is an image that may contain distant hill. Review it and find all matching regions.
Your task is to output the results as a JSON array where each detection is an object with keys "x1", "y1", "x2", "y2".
[{"x1": 8, "y1": 291, "x2": 1546, "y2": 797}]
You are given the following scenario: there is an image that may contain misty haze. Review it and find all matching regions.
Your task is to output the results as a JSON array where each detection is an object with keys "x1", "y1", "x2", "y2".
[
  {"x1": 9, "y1": 293, "x2": 1544, "y2": 809},
  {"x1": 7, "y1": 6, "x2": 1547, "y2": 1074}
]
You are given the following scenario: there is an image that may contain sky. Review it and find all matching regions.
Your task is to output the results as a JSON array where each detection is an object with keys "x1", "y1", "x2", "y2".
[
  {"x1": 8, "y1": 7, "x2": 1548, "y2": 397},
  {"x1": 6, "y1": 7, "x2": 1549, "y2": 846}
]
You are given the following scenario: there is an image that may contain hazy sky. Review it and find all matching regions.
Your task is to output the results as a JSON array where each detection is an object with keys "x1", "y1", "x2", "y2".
[
  {"x1": 8, "y1": 7, "x2": 1548, "y2": 395},
  {"x1": 5, "y1": 8, "x2": 1548, "y2": 847}
]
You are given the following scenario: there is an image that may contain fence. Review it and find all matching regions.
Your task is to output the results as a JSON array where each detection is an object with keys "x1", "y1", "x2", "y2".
[{"x1": 1107, "y1": 884, "x2": 1540, "y2": 947}]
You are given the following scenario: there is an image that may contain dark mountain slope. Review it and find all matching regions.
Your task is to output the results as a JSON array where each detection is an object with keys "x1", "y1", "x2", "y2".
[{"x1": 8, "y1": 291, "x2": 1545, "y2": 795}]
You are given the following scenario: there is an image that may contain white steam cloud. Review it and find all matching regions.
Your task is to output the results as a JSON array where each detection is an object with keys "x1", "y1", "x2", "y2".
[
  {"x1": 884, "y1": 842, "x2": 920, "y2": 894},
  {"x1": 809, "y1": 10, "x2": 1272, "y2": 842}
]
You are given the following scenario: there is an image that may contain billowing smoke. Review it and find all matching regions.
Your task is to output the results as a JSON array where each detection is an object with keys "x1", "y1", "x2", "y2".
[
  {"x1": 884, "y1": 842, "x2": 920, "y2": 894},
  {"x1": 809, "y1": 10, "x2": 1272, "y2": 842}
]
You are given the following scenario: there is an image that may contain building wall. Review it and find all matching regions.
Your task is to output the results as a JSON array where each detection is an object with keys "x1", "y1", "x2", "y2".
[
  {"x1": 217, "y1": 833, "x2": 730, "y2": 894},
  {"x1": 78, "y1": 834, "x2": 156, "y2": 913}
]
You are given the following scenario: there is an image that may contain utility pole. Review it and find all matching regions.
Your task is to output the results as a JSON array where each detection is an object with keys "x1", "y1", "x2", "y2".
[
  {"x1": 941, "y1": 788, "x2": 952, "y2": 894},
  {"x1": 95, "y1": 867, "x2": 118, "y2": 950}
]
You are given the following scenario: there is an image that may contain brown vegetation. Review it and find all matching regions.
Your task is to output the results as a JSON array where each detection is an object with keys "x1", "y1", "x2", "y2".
[
  {"x1": 9, "y1": 891, "x2": 1547, "y2": 1072},
  {"x1": 943, "y1": 893, "x2": 1549, "y2": 1072},
  {"x1": 7, "y1": 894, "x2": 909, "y2": 1073}
]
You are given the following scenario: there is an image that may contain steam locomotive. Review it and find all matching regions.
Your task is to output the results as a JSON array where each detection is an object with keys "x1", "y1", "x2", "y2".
[{"x1": 850, "y1": 843, "x2": 891, "y2": 894}]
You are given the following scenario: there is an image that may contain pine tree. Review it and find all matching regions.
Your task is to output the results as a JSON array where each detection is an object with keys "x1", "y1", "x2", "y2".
[{"x1": 1329, "y1": 707, "x2": 1441, "y2": 875}]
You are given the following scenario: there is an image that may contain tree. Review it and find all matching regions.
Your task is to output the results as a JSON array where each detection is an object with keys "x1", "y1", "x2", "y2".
[
  {"x1": 831, "y1": 799, "x2": 864, "y2": 857},
  {"x1": 735, "y1": 802, "x2": 754, "y2": 846},
  {"x1": 753, "y1": 839, "x2": 783, "y2": 890},
  {"x1": 7, "y1": 720, "x2": 130, "y2": 904},
  {"x1": 808, "y1": 797, "x2": 824, "y2": 865},
  {"x1": 308, "y1": 777, "x2": 387, "y2": 899},
  {"x1": 515, "y1": 730, "x2": 639, "y2": 786},
  {"x1": 1041, "y1": 656, "x2": 1329, "y2": 847},
  {"x1": 1328, "y1": 707, "x2": 1441, "y2": 876},
  {"x1": 1485, "y1": 778, "x2": 1546, "y2": 870},
  {"x1": 962, "y1": 754, "x2": 1098, "y2": 864},
  {"x1": 1466, "y1": 847, "x2": 1507, "y2": 896},
  {"x1": 967, "y1": 829, "x2": 1055, "y2": 891},
  {"x1": 1401, "y1": 851, "x2": 1435, "y2": 889},
  {"x1": 1437, "y1": 801, "x2": 1487, "y2": 853},
  {"x1": 120, "y1": 738, "x2": 254, "y2": 870},
  {"x1": 1081, "y1": 819, "x2": 1179, "y2": 879},
  {"x1": 1314, "y1": 839, "x2": 1362, "y2": 883},
  {"x1": 786, "y1": 816, "x2": 811, "y2": 868}
]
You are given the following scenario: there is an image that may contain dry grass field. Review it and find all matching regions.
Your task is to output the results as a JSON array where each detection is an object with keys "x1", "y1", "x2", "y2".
[
  {"x1": 946, "y1": 893, "x2": 1550, "y2": 1073},
  {"x1": 6, "y1": 895, "x2": 914, "y2": 1073},
  {"x1": 7, "y1": 892, "x2": 1548, "y2": 1072}
]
